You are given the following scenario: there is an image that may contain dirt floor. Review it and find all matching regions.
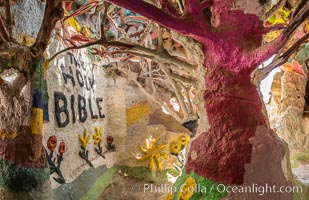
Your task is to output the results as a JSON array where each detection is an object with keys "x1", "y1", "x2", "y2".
[
  {"x1": 293, "y1": 164, "x2": 309, "y2": 185},
  {"x1": 99, "y1": 173, "x2": 172, "y2": 200}
]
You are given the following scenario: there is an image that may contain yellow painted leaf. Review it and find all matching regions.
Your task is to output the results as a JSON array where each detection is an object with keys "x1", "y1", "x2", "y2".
[
  {"x1": 268, "y1": 8, "x2": 291, "y2": 25},
  {"x1": 19, "y1": 35, "x2": 36, "y2": 47},
  {"x1": 64, "y1": 10, "x2": 81, "y2": 33},
  {"x1": 81, "y1": 25, "x2": 91, "y2": 37},
  {"x1": 305, "y1": 20, "x2": 309, "y2": 33}
]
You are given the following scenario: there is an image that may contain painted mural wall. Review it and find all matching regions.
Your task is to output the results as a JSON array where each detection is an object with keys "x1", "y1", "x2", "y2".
[
  {"x1": 43, "y1": 38, "x2": 186, "y2": 195},
  {"x1": 44, "y1": 41, "x2": 109, "y2": 188}
]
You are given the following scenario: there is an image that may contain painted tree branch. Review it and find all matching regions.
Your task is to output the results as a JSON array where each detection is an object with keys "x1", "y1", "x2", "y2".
[
  {"x1": 179, "y1": 81, "x2": 194, "y2": 114},
  {"x1": 4, "y1": 0, "x2": 12, "y2": 37},
  {"x1": 292, "y1": 0, "x2": 307, "y2": 19},
  {"x1": 0, "y1": 15, "x2": 10, "y2": 41},
  {"x1": 137, "y1": 22, "x2": 153, "y2": 43},
  {"x1": 283, "y1": 0, "x2": 309, "y2": 37},
  {"x1": 0, "y1": 34, "x2": 4, "y2": 43},
  {"x1": 48, "y1": 36, "x2": 196, "y2": 76},
  {"x1": 118, "y1": 66, "x2": 183, "y2": 123},
  {"x1": 31, "y1": 0, "x2": 64, "y2": 56},
  {"x1": 47, "y1": 40, "x2": 133, "y2": 62},
  {"x1": 254, "y1": 32, "x2": 309, "y2": 83},
  {"x1": 63, "y1": 1, "x2": 99, "y2": 21},
  {"x1": 248, "y1": 0, "x2": 309, "y2": 68},
  {"x1": 126, "y1": 45, "x2": 196, "y2": 74},
  {"x1": 157, "y1": 25, "x2": 164, "y2": 53},
  {"x1": 263, "y1": 0, "x2": 287, "y2": 21},
  {"x1": 169, "y1": 72, "x2": 196, "y2": 86},
  {"x1": 163, "y1": 67, "x2": 189, "y2": 119},
  {"x1": 101, "y1": 2, "x2": 110, "y2": 41},
  {"x1": 105, "y1": 0, "x2": 217, "y2": 46}
]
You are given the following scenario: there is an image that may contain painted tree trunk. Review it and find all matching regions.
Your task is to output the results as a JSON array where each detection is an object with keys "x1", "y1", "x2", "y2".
[
  {"x1": 0, "y1": 56, "x2": 51, "y2": 199},
  {"x1": 185, "y1": 45, "x2": 285, "y2": 185},
  {"x1": 172, "y1": 44, "x2": 293, "y2": 200}
]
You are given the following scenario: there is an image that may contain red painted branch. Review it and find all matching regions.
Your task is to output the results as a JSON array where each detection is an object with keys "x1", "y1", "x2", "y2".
[{"x1": 105, "y1": 0, "x2": 217, "y2": 47}]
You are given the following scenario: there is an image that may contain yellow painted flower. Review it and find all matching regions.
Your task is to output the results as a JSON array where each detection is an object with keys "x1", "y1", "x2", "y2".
[
  {"x1": 136, "y1": 136, "x2": 167, "y2": 172},
  {"x1": 170, "y1": 134, "x2": 190, "y2": 155},
  {"x1": 178, "y1": 177, "x2": 196, "y2": 200},
  {"x1": 93, "y1": 127, "x2": 102, "y2": 145},
  {"x1": 170, "y1": 141, "x2": 181, "y2": 155},
  {"x1": 79, "y1": 129, "x2": 91, "y2": 149},
  {"x1": 178, "y1": 134, "x2": 190, "y2": 148}
]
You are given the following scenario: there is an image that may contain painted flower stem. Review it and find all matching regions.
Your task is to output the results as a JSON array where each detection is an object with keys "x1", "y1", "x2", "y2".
[
  {"x1": 45, "y1": 149, "x2": 66, "y2": 184},
  {"x1": 79, "y1": 147, "x2": 94, "y2": 168},
  {"x1": 105, "y1": 143, "x2": 116, "y2": 152},
  {"x1": 94, "y1": 142, "x2": 106, "y2": 159}
]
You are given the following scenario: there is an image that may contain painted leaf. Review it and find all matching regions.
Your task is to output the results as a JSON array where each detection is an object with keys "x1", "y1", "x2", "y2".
[
  {"x1": 281, "y1": 60, "x2": 304, "y2": 75},
  {"x1": 64, "y1": 10, "x2": 81, "y2": 33},
  {"x1": 264, "y1": 30, "x2": 282, "y2": 43},
  {"x1": 19, "y1": 35, "x2": 36, "y2": 47},
  {"x1": 81, "y1": 25, "x2": 91, "y2": 37},
  {"x1": 267, "y1": 8, "x2": 291, "y2": 25}
]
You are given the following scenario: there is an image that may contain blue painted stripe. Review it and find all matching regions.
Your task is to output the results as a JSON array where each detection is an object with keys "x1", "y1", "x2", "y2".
[{"x1": 32, "y1": 90, "x2": 43, "y2": 108}]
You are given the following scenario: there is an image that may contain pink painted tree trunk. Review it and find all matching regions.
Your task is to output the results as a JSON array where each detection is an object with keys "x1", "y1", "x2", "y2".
[
  {"x1": 106, "y1": 0, "x2": 309, "y2": 185},
  {"x1": 186, "y1": 44, "x2": 267, "y2": 184}
]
